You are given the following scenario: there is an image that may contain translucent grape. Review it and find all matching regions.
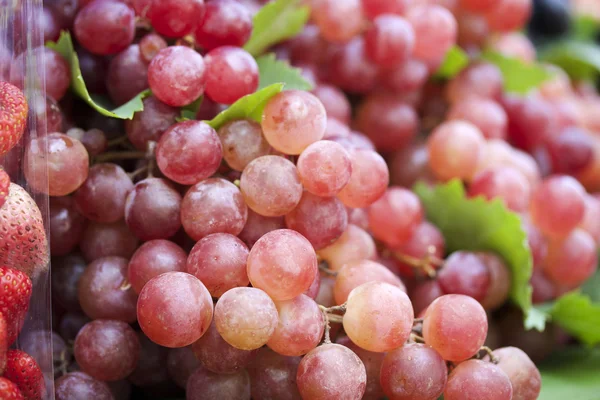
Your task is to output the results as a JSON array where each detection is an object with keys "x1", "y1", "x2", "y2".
[
  {"x1": 422, "y1": 294, "x2": 488, "y2": 362},
  {"x1": 447, "y1": 97, "x2": 508, "y2": 140},
  {"x1": 139, "y1": 32, "x2": 168, "y2": 63},
  {"x1": 106, "y1": 45, "x2": 149, "y2": 105},
  {"x1": 240, "y1": 156, "x2": 303, "y2": 217},
  {"x1": 312, "y1": 84, "x2": 351, "y2": 124},
  {"x1": 247, "y1": 348, "x2": 302, "y2": 400},
  {"x1": 329, "y1": 37, "x2": 379, "y2": 94},
  {"x1": 124, "y1": 96, "x2": 178, "y2": 151},
  {"x1": 238, "y1": 210, "x2": 285, "y2": 248},
  {"x1": 446, "y1": 62, "x2": 503, "y2": 104},
  {"x1": 444, "y1": 359, "x2": 513, "y2": 400},
  {"x1": 468, "y1": 167, "x2": 531, "y2": 212},
  {"x1": 204, "y1": 46, "x2": 259, "y2": 105},
  {"x1": 310, "y1": 0, "x2": 364, "y2": 43},
  {"x1": 406, "y1": 5, "x2": 457, "y2": 67},
  {"x1": 218, "y1": 119, "x2": 271, "y2": 171},
  {"x1": 543, "y1": 229, "x2": 597, "y2": 288},
  {"x1": 187, "y1": 366, "x2": 251, "y2": 400},
  {"x1": 485, "y1": 0, "x2": 532, "y2": 32},
  {"x1": 193, "y1": 0, "x2": 253, "y2": 50},
  {"x1": 362, "y1": 0, "x2": 410, "y2": 19},
  {"x1": 437, "y1": 251, "x2": 491, "y2": 302},
  {"x1": 364, "y1": 15, "x2": 414, "y2": 67},
  {"x1": 330, "y1": 131, "x2": 377, "y2": 151},
  {"x1": 80, "y1": 221, "x2": 139, "y2": 262},
  {"x1": 368, "y1": 187, "x2": 423, "y2": 247},
  {"x1": 457, "y1": 12, "x2": 489, "y2": 48},
  {"x1": 137, "y1": 272, "x2": 214, "y2": 348},
  {"x1": 296, "y1": 140, "x2": 353, "y2": 197},
  {"x1": 167, "y1": 346, "x2": 201, "y2": 389},
  {"x1": 66, "y1": 128, "x2": 108, "y2": 157},
  {"x1": 214, "y1": 287, "x2": 279, "y2": 350},
  {"x1": 145, "y1": 0, "x2": 205, "y2": 38},
  {"x1": 49, "y1": 197, "x2": 86, "y2": 256},
  {"x1": 52, "y1": 254, "x2": 86, "y2": 312},
  {"x1": 128, "y1": 239, "x2": 187, "y2": 294},
  {"x1": 479, "y1": 253, "x2": 511, "y2": 310},
  {"x1": 323, "y1": 117, "x2": 351, "y2": 139},
  {"x1": 337, "y1": 149, "x2": 390, "y2": 208},
  {"x1": 55, "y1": 372, "x2": 114, "y2": 400},
  {"x1": 128, "y1": 332, "x2": 170, "y2": 387},
  {"x1": 318, "y1": 224, "x2": 377, "y2": 271},
  {"x1": 488, "y1": 347, "x2": 542, "y2": 400}
]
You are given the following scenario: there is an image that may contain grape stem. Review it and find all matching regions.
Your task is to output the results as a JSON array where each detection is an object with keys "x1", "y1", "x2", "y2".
[
  {"x1": 318, "y1": 262, "x2": 338, "y2": 277},
  {"x1": 320, "y1": 307, "x2": 332, "y2": 344},
  {"x1": 479, "y1": 346, "x2": 499, "y2": 364},
  {"x1": 393, "y1": 245, "x2": 443, "y2": 278},
  {"x1": 128, "y1": 165, "x2": 149, "y2": 179},
  {"x1": 94, "y1": 151, "x2": 146, "y2": 163},
  {"x1": 107, "y1": 136, "x2": 130, "y2": 147},
  {"x1": 409, "y1": 333, "x2": 425, "y2": 343}
]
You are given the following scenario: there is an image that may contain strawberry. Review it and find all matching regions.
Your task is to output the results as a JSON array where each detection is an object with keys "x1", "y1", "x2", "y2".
[
  {"x1": 0, "y1": 267, "x2": 32, "y2": 346},
  {"x1": 0, "y1": 313, "x2": 6, "y2": 374},
  {"x1": 0, "y1": 81, "x2": 28, "y2": 157},
  {"x1": 0, "y1": 167, "x2": 8, "y2": 208},
  {"x1": 0, "y1": 377, "x2": 24, "y2": 400},
  {"x1": 0, "y1": 183, "x2": 49, "y2": 277},
  {"x1": 4, "y1": 350, "x2": 45, "y2": 400}
]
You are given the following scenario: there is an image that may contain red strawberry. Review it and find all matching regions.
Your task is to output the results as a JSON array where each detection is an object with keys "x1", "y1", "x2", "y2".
[
  {"x1": 0, "y1": 313, "x2": 7, "y2": 374},
  {"x1": 0, "y1": 81, "x2": 28, "y2": 157},
  {"x1": 0, "y1": 377, "x2": 24, "y2": 400},
  {"x1": 0, "y1": 167, "x2": 9, "y2": 208},
  {"x1": 4, "y1": 350, "x2": 45, "y2": 400},
  {"x1": 0, "y1": 183, "x2": 49, "y2": 277},
  {"x1": 0, "y1": 267, "x2": 32, "y2": 346}
]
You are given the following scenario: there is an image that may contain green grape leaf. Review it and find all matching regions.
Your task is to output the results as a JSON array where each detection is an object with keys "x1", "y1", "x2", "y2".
[
  {"x1": 581, "y1": 269, "x2": 600, "y2": 303},
  {"x1": 46, "y1": 31, "x2": 149, "y2": 119},
  {"x1": 572, "y1": 15, "x2": 600, "y2": 41},
  {"x1": 205, "y1": 83, "x2": 284, "y2": 130},
  {"x1": 243, "y1": 0, "x2": 310, "y2": 57},
  {"x1": 481, "y1": 51, "x2": 553, "y2": 95},
  {"x1": 433, "y1": 46, "x2": 469, "y2": 79},
  {"x1": 539, "y1": 40, "x2": 600, "y2": 80},
  {"x1": 180, "y1": 96, "x2": 203, "y2": 120},
  {"x1": 413, "y1": 180, "x2": 534, "y2": 322},
  {"x1": 256, "y1": 53, "x2": 313, "y2": 91},
  {"x1": 538, "y1": 347, "x2": 600, "y2": 400}
]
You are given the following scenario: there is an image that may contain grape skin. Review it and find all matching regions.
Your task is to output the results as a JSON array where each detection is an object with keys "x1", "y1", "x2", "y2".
[
  {"x1": 337, "y1": 149, "x2": 390, "y2": 209},
  {"x1": 128, "y1": 239, "x2": 187, "y2": 294},
  {"x1": 487, "y1": 347, "x2": 541, "y2": 400},
  {"x1": 336, "y1": 336, "x2": 385, "y2": 400},
  {"x1": 318, "y1": 224, "x2": 377, "y2": 271},
  {"x1": 296, "y1": 140, "x2": 353, "y2": 197},
  {"x1": 247, "y1": 347, "x2": 302, "y2": 400},
  {"x1": 334, "y1": 260, "x2": 406, "y2": 305},
  {"x1": 186, "y1": 366, "x2": 251, "y2": 400},
  {"x1": 437, "y1": 251, "x2": 491, "y2": 302},
  {"x1": 167, "y1": 346, "x2": 201, "y2": 389},
  {"x1": 218, "y1": 119, "x2": 271, "y2": 172},
  {"x1": 444, "y1": 359, "x2": 513, "y2": 400},
  {"x1": 55, "y1": 372, "x2": 114, "y2": 400}
]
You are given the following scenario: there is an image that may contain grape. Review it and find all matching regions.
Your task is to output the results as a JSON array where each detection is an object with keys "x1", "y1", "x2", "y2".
[
  {"x1": 181, "y1": 178, "x2": 248, "y2": 240},
  {"x1": 24, "y1": 133, "x2": 89, "y2": 196},
  {"x1": 296, "y1": 140, "x2": 352, "y2": 197},
  {"x1": 67, "y1": 128, "x2": 108, "y2": 157},
  {"x1": 318, "y1": 224, "x2": 377, "y2": 271},
  {"x1": 148, "y1": 46, "x2": 207, "y2": 107},
  {"x1": 329, "y1": 37, "x2": 379, "y2": 94},
  {"x1": 240, "y1": 156, "x2": 303, "y2": 217},
  {"x1": 394, "y1": 221, "x2": 445, "y2": 276},
  {"x1": 546, "y1": 127, "x2": 594, "y2": 175},
  {"x1": 55, "y1": 372, "x2": 114, "y2": 400},
  {"x1": 485, "y1": 0, "x2": 532, "y2": 32},
  {"x1": 304, "y1": 272, "x2": 321, "y2": 299},
  {"x1": 128, "y1": 239, "x2": 187, "y2": 294},
  {"x1": 364, "y1": 15, "x2": 414, "y2": 67},
  {"x1": 468, "y1": 167, "x2": 531, "y2": 212},
  {"x1": 437, "y1": 251, "x2": 491, "y2": 302},
  {"x1": 410, "y1": 280, "x2": 443, "y2": 317},
  {"x1": 389, "y1": 141, "x2": 434, "y2": 188},
  {"x1": 80, "y1": 221, "x2": 139, "y2": 261},
  {"x1": 488, "y1": 347, "x2": 541, "y2": 400},
  {"x1": 248, "y1": 348, "x2": 302, "y2": 400},
  {"x1": 488, "y1": 32, "x2": 536, "y2": 63},
  {"x1": 347, "y1": 206, "x2": 370, "y2": 230},
  {"x1": 362, "y1": 0, "x2": 410, "y2": 19},
  {"x1": 247, "y1": 229, "x2": 318, "y2": 300},
  {"x1": 77, "y1": 48, "x2": 109, "y2": 95},
  {"x1": 447, "y1": 97, "x2": 507, "y2": 140},
  {"x1": 457, "y1": 12, "x2": 489, "y2": 48},
  {"x1": 480, "y1": 253, "x2": 511, "y2": 310},
  {"x1": 30, "y1": 93, "x2": 64, "y2": 134},
  {"x1": 406, "y1": 5, "x2": 457, "y2": 67},
  {"x1": 531, "y1": 269, "x2": 557, "y2": 304},
  {"x1": 334, "y1": 260, "x2": 406, "y2": 305},
  {"x1": 543, "y1": 228, "x2": 597, "y2": 288},
  {"x1": 193, "y1": 0, "x2": 253, "y2": 50},
  {"x1": 74, "y1": 0, "x2": 135, "y2": 55},
  {"x1": 186, "y1": 366, "x2": 251, "y2": 400},
  {"x1": 218, "y1": 119, "x2": 271, "y2": 172},
  {"x1": 334, "y1": 336, "x2": 384, "y2": 400},
  {"x1": 137, "y1": 272, "x2": 214, "y2": 348},
  {"x1": 145, "y1": 0, "x2": 205, "y2": 38},
  {"x1": 238, "y1": 210, "x2": 285, "y2": 248},
  {"x1": 380, "y1": 343, "x2": 448, "y2": 400},
  {"x1": 124, "y1": 96, "x2": 178, "y2": 151},
  {"x1": 49, "y1": 197, "x2": 86, "y2": 256},
  {"x1": 52, "y1": 254, "x2": 86, "y2": 312},
  {"x1": 124, "y1": 177, "x2": 182, "y2": 240},
  {"x1": 422, "y1": 294, "x2": 488, "y2": 362},
  {"x1": 261, "y1": 90, "x2": 326, "y2": 155},
  {"x1": 297, "y1": 344, "x2": 367, "y2": 400},
  {"x1": 310, "y1": 0, "x2": 364, "y2": 43},
  {"x1": 106, "y1": 45, "x2": 149, "y2": 105},
  {"x1": 311, "y1": 84, "x2": 351, "y2": 124},
  {"x1": 379, "y1": 59, "x2": 429, "y2": 93},
  {"x1": 187, "y1": 233, "x2": 250, "y2": 297},
  {"x1": 460, "y1": 0, "x2": 496, "y2": 11},
  {"x1": 355, "y1": 93, "x2": 419, "y2": 152},
  {"x1": 214, "y1": 287, "x2": 279, "y2": 350},
  {"x1": 427, "y1": 120, "x2": 486, "y2": 181},
  {"x1": 529, "y1": 175, "x2": 586, "y2": 238},
  {"x1": 58, "y1": 312, "x2": 91, "y2": 343},
  {"x1": 446, "y1": 62, "x2": 503, "y2": 104},
  {"x1": 444, "y1": 359, "x2": 513, "y2": 400},
  {"x1": 337, "y1": 149, "x2": 390, "y2": 208},
  {"x1": 167, "y1": 347, "x2": 201, "y2": 389},
  {"x1": 503, "y1": 95, "x2": 558, "y2": 152},
  {"x1": 155, "y1": 120, "x2": 222, "y2": 184},
  {"x1": 204, "y1": 47, "x2": 259, "y2": 105},
  {"x1": 285, "y1": 192, "x2": 348, "y2": 250},
  {"x1": 288, "y1": 24, "x2": 329, "y2": 65},
  {"x1": 139, "y1": 32, "x2": 168, "y2": 63},
  {"x1": 330, "y1": 131, "x2": 377, "y2": 151},
  {"x1": 324, "y1": 117, "x2": 351, "y2": 140},
  {"x1": 74, "y1": 320, "x2": 140, "y2": 381},
  {"x1": 128, "y1": 332, "x2": 170, "y2": 387},
  {"x1": 580, "y1": 194, "x2": 600, "y2": 244},
  {"x1": 11, "y1": 47, "x2": 70, "y2": 102},
  {"x1": 368, "y1": 187, "x2": 423, "y2": 247},
  {"x1": 267, "y1": 295, "x2": 324, "y2": 356}
]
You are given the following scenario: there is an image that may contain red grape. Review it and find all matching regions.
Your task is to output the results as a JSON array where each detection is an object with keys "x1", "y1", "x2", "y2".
[
  {"x1": 125, "y1": 96, "x2": 178, "y2": 151},
  {"x1": 485, "y1": 0, "x2": 532, "y2": 32},
  {"x1": 218, "y1": 119, "x2": 271, "y2": 172},
  {"x1": 49, "y1": 197, "x2": 86, "y2": 256},
  {"x1": 318, "y1": 224, "x2": 377, "y2": 271},
  {"x1": 437, "y1": 251, "x2": 491, "y2": 302},
  {"x1": 55, "y1": 372, "x2": 114, "y2": 400},
  {"x1": 468, "y1": 167, "x2": 531, "y2": 212},
  {"x1": 238, "y1": 210, "x2": 286, "y2": 248},
  {"x1": 406, "y1": 5, "x2": 457, "y2": 67},
  {"x1": 543, "y1": 228, "x2": 597, "y2": 288},
  {"x1": 364, "y1": 15, "x2": 414, "y2": 67},
  {"x1": 193, "y1": 0, "x2": 253, "y2": 50},
  {"x1": 361, "y1": 0, "x2": 410, "y2": 19},
  {"x1": 128, "y1": 239, "x2": 187, "y2": 294},
  {"x1": 146, "y1": 0, "x2": 205, "y2": 38},
  {"x1": 312, "y1": 84, "x2": 351, "y2": 124},
  {"x1": 297, "y1": 140, "x2": 352, "y2": 197},
  {"x1": 106, "y1": 45, "x2": 149, "y2": 105},
  {"x1": 167, "y1": 347, "x2": 201, "y2": 389},
  {"x1": 310, "y1": 0, "x2": 364, "y2": 43},
  {"x1": 368, "y1": 187, "x2": 423, "y2": 247},
  {"x1": 80, "y1": 221, "x2": 139, "y2": 261},
  {"x1": 338, "y1": 149, "x2": 390, "y2": 208},
  {"x1": 187, "y1": 366, "x2": 251, "y2": 400},
  {"x1": 52, "y1": 254, "x2": 86, "y2": 312},
  {"x1": 444, "y1": 359, "x2": 513, "y2": 400},
  {"x1": 447, "y1": 97, "x2": 508, "y2": 140},
  {"x1": 139, "y1": 32, "x2": 168, "y2": 63},
  {"x1": 248, "y1": 348, "x2": 302, "y2": 400},
  {"x1": 488, "y1": 347, "x2": 541, "y2": 400},
  {"x1": 334, "y1": 260, "x2": 406, "y2": 305},
  {"x1": 204, "y1": 47, "x2": 259, "y2": 105}
]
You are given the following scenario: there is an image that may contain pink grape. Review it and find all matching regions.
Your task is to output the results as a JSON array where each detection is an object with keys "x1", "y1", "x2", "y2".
[
  {"x1": 437, "y1": 251, "x2": 491, "y2": 302},
  {"x1": 105, "y1": 45, "x2": 149, "y2": 105},
  {"x1": 55, "y1": 372, "x2": 114, "y2": 400},
  {"x1": 368, "y1": 187, "x2": 423, "y2": 247},
  {"x1": 531, "y1": 269, "x2": 557, "y2": 304},
  {"x1": 480, "y1": 253, "x2": 511, "y2": 310},
  {"x1": 394, "y1": 221, "x2": 445, "y2": 277},
  {"x1": 334, "y1": 260, "x2": 406, "y2": 305},
  {"x1": 444, "y1": 359, "x2": 513, "y2": 400},
  {"x1": 214, "y1": 287, "x2": 279, "y2": 350},
  {"x1": 204, "y1": 46, "x2": 259, "y2": 105},
  {"x1": 406, "y1": 5, "x2": 457, "y2": 67},
  {"x1": 485, "y1": 0, "x2": 532, "y2": 32},
  {"x1": 304, "y1": 272, "x2": 321, "y2": 300},
  {"x1": 361, "y1": 0, "x2": 410, "y2": 18},
  {"x1": 288, "y1": 24, "x2": 329, "y2": 65},
  {"x1": 127, "y1": 239, "x2": 187, "y2": 294},
  {"x1": 503, "y1": 95, "x2": 558, "y2": 152},
  {"x1": 336, "y1": 336, "x2": 385, "y2": 400},
  {"x1": 487, "y1": 347, "x2": 542, "y2": 400},
  {"x1": 193, "y1": 0, "x2": 253, "y2": 51},
  {"x1": 364, "y1": 15, "x2": 414, "y2": 67},
  {"x1": 186, "y1": 366, "x2": 251, "y2": 400},
  {"x1": 247, "y1": 348, "x2": 302, "y2": 400},
  {"x1": 80, "y1": 221, "x2": 139, "y2": 261},
  {"x1": 247, "y1": 229, "x2": 318, "y2": 300},
  {"x1": 124, "y1": 96, "x2": 178, "y2": 151},
  {"x1": 167, "y1": 347, "x2": 201, "y2": 388},
  {"x1": 318, "y1": 224, "x2": 377, "y2": 271},
  {"x1": 187, "y1": 233, "x2": 250, "y2": 297},
  {"x1": 324, "y1": 117, "x2": 351, "y2": 139},
  {"x1": 238, "y1": 210, "x2": 286, "y2": 248},
  {"x1": 310, "y1": 0, "x2": 364, "y2": 43},
  {"x1": 312, "y1": 84, "x2": 351, "y2": 124},
  {"x1": 139, "y1": 32, "x2": 168, "y2": 62},
  {"x1": 447, "y1": 97, "x2": 508, "y2": 140},
  {"x1": 297, "y1": 140, "x2": 353, "y2": 197},
  {"x1": 218, "y1": 119, "x2": 271, "y2": 171},
  {"x1": 543, "y1": 229, "x2": 597, "y2": 288},
  {"x1": 546, "y1": 127, "x2": 595, "y2": 175},
  {"x1": 389, "y1": 141, "x2": 434, "y2": 188},
  {"x1": 49, "y1": 197, "x2": 86, "y2": 256},
  {"x1": 410, "y1": 280, "x2": 444, "y2": 316},
  {"x1": 337, "y1": 149, "x2": 390, "y2": 208},
  {"x1": 137, "y1": 272, "x2": 214, "y2": 348},
  {"x1": 580, "y1": 194, "x2": 600, "y2": 244},
  {"x1": 468, "y1": 167, "x2": 531, "y2": 212},
  {"x1": 145, "y1": 0, "x2": 205, "y2": 38},
  {"x1": 329, "y1": 37, "x2": 379, "y2": 94},
  {"x1": 446, "y1": 62, "x2": 503, "y2": 104}
]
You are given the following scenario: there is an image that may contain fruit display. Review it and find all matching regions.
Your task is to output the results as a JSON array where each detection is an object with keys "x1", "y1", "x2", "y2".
[{"x1": 1, "y1": 0, "x2": 600, "y2": 399}]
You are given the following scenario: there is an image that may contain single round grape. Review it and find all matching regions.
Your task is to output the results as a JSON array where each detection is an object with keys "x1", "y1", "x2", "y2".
[
  {"x1": 261, "y1": 91, "x2": 326, "y2": 155},
  {"x1": 531, "y1": 269, "x2": 557, "y2": 304},
  {"x1": 485, "y1": 0, "x2": 532, "y2": 32},
  {"x1": 365, "y1": 14, "x2": 414, "y2": 67},
  {"x1": 137, "y1": 272, "x2": 214, "y2": 348},
  {"x1": 468, "y1": 167, "x2": 531, "y2": 212},
  {"x1": 312, "y1": 84, "x2": 351, "y2": 124},
  {"x1": 406, "y1": 5, "x2": 457, "y2": 66},
  {"x1": 30, "y1": 93, "x2": 64, "y2": 134},
  {"x1": 193, "y1": 0, "x2": 253, "y2": 50},
  {"x1": 52, "y1": 254, "x2": 86, "y2": 312},
  {"x1": 446, "y1": 62, "x2": 503, "y2": 104},
  {"x1": 457, "y1": 12, "x2": 489, "y2": 48},
  {"x1": 55, "y1": 372, "x2": 114, "y2": 400},
  {"x1": 148, "y1": 46, "x2": 206, "y2": 107},
  {"x1": 74, "y1": 0, "x2": 135, "y2": 55},
  {"x1": 128, "y1": 239, "x2": 187, "y2": 294},
  {"x1": 11, "y1": 47, "x2": 69, "y2": 102},
  {"x1": 167, "y1": 346, "x2": 201, "y2": 389},
  {"x1": 49, "y1": 197, "x2": 86, "y2": 256},
  {"x1": 214, "y1": 287, "x2": 279, "y2": 350},
  {"x1": 247, "y1": 348, "x2": 302, "y2": 400},
  {"x1": 543, "y1": 228, "x2": 597, "y2": 288},
  {"x1": 422, "y1": 294, "x2": 488, "y2": 362},
  {"x1": 437, "y1": 251, "x2": 491, "y2": 302},
  {"x1": 393, "y1": 221, "x2": 445, "y2": 277},
  {"x1": 186, "y1": 366, "x2": 251, "y2": 400},
  {"x1": 297, "y1": 140, "x2": 352, "y2": 197},
  {"x1": 334, "y1": 260, "x2": 406, "y2": 305},
  {"x1": 297, "y1": 343, "x2": 367, "y2": 400},
  {"x1": 487, "y1": 347, "x2": 541, "y2": 400},
  {"x1": 80, "y1": 221, "x2": 139, "y2": 262},
  {"x1": 529, "y1": 175, "x2": 586, "y2": 238},
  {"x1": 410, "y1": 279, "x2": 444, "y2": 317},
  {"x1": 218, "y1": 119, "x2": 271, "y2": 171},
  {"x1": 77, "y1": 48, "x2": 109, "y2": 95},
  {"x1": 24, "y1": 133, "x2": 89, "y2": 196},
  {"x1": 479, "y1": 253, "x2": 511, "y2": 310},
  {"x1": 155, "y1": 120, "x2": 222, "y2": 184},
  {"x1": 128, "y1": 332, "x2": 170, "y2": 387},
  {"x1": 546, "y1": 127, "x2": 595, "y2": 176},
  {"x1": 238, "y1": 210, "x2": 285, "y2": 248},
  {"x1": 361, "y1": 0, "x2": 410, "y2": 19},
  {"x1": 124, "y1": 96, "x2": 178, "y2": 151},
  {"x1": 318, "y1": 224, "x2": 377, "y2": 271},
  {"x1": 337, "y1": 149, "x2": 390, "y2": 208},
  {"x1": 181, "y1": 178, "x2": 248, "y2": 240},
  {"x1": 192, "y1": 319, "x2": 257, "y2": 374},
  {"x1": 240, "y1": 156, "x2": 303, "y2": 217},
  {"x1": 146, "y1": 0, "x2": 205, "y2": 38},
  {"x1": 124, "y1": 177, "x2": 182, "y2": 241},
  {"x1": 380, "y1": 343, "x2": 448, "y2": 400},
  {"x1": 444, "y1": 359, "x2": 513, "y2": 400},
  {"x1": 204, "y1": 46, "x2": 259, "y2": 105},
  {"x1": 106, "y1": 45, "x2": 149, "y2": 105},
  {"x1": 247, "y1": 229, "x2": 318, "y2": 300},
  {"x1": 447, "y1": 97, "x2": 508, "y2": 140},
  {"x1": 139, "y1": 32, "x2": 168, "y2": 63},
  {"x1": 288, "y1": 24, "x2": 329, "y2": 65},
  {"x1": 310, "y1": 0, "x2": 364, "y2": 43},
  {"x1": 74, "y1": 320, "x2": 140, "y2": 381},
  {"x1": 503, "y1": 95, "x2": 558, "y2": 152},
  {"x1": 323, "y1": 117, "x2": 351, "y2": 139},
  {"x1": 335, "y1": 336, "x2": 385, "y2": 400},
  {"x1": 66, "y1": 128, "x2": 108, "y2": 157},
  {"x1": 329, "y1": 37, "x2": 379, "y2": 94},
  {"x1": 187, "y1": 233, "x2": 250, "y2": 297},
  {"x1": 343, "y1": 282, "x2": 414, "y2": 352}
]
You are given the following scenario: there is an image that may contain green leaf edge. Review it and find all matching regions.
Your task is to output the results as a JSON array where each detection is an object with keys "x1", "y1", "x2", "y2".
[
  {"x1": 256, "y1": 53, "x2": 313, "y2": 91},
  {"x1": 46, "y1": 31, "x2": 149, "y2": 120},
  {"x1": 539, "y1": 40, "x2": 600, "y2": 80},
  {"x1": 481, "y1": 51, "x2": 554, "y2": 95},
  {"x1": 433, "y1": 46, "x2": 469, "y2": 79}
]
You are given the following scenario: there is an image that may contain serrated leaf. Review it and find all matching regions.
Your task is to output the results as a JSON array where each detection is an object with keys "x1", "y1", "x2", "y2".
[
  {"x1": 540, "y1": 40, "x2": 600, "y2": 80},
  {"x1": 433, "y1": 46, "x2": 469, "y2": 79},
  {"x1": 243, "y1": 0, "x2": 310, "y2": 57},
  {"x1": 180, "y1": 96, "x2": 203, "y2": 120},
  {"x1": 481, "y1": 51, "x2": 553, "y2": 94},
  {"x1": 413, "y1": 180, "x2": 534, "y2": 320},
  {"x1": 205, "y1": 83, "x2": 284, "y2": 130},
  {"x1": 46, "y1": 31, "x2": 149, "y2": 119},
  {"x1": 256, "y1": 53, "x2": 313, "y2": 91},
  {"x1": 538, "y1": 347, "x2": 600, "y2": 400}
]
